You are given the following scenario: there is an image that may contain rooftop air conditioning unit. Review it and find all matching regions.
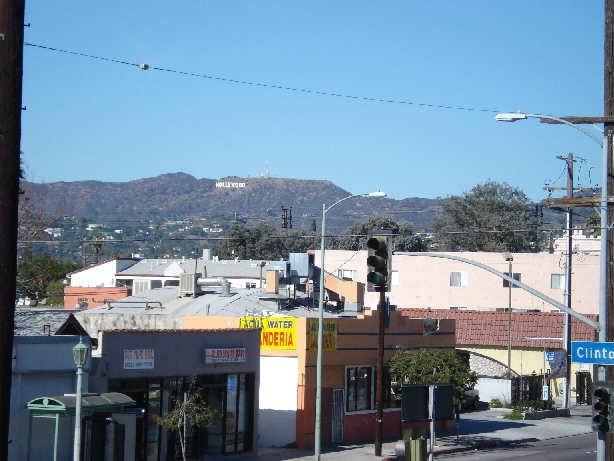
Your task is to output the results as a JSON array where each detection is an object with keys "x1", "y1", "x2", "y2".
[{"x1": 179, "y1": 273, "x2": 202, "y2": 298}]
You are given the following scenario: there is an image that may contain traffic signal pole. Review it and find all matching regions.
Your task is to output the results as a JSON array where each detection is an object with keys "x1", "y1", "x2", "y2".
[
  {"x1": 605, "y1": 2, "x2": 614, "y2": 459},
  {"x1": 375, "y1": 289, "x2": 385, "y2": 456},
  {"x1": 366, "y1": 231, "x2": 392, "y2": 457}
]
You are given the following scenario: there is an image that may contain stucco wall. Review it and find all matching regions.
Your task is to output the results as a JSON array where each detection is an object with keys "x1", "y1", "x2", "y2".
[{"x1": 316, "y1": 250, "x2": 599, "y2": 315}]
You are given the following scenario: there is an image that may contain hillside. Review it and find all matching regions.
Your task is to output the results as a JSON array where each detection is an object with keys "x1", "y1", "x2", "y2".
[{"x1": 27, "y1": 173, "x2": 443, "y2": 232}]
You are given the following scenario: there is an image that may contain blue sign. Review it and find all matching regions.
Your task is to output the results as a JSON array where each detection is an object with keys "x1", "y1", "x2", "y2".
[
  {"x1": 545, "y1": 352, "x2": 554, "y2": 362},
  {"x1": 571, "y1": 341, "x2": 614, "y2": 365}
]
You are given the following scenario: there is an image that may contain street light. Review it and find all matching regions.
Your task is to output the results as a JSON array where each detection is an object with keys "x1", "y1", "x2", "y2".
[
  {"x1": 496, "y1": 111, "x2": 607, "y2": 459},
  {"x1": 73, "y1": 336, "x2": 89, "y2": 461},
  {"x1": 315, "y1": 191, "x2": 386, "y2": 461},
  {"x1": 501, "y1": 252, "x2": 513, "y2": 378}
]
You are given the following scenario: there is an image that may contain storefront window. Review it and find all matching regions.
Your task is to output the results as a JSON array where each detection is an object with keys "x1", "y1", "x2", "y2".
[
  {"x1": 346, "y1": 366, "x2": 373, "y2": 412},
  {"x1": 346, "y1": 366, "x2": 399, "y2": 412},
  {"x1": 146, "y1": 389, "x2": 161, "y2": 461}
]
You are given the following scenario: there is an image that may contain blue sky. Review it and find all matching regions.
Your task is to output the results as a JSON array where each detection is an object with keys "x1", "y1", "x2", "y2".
[{"x1": 21, "y1": 1, "x2": 604, "y2": 201}]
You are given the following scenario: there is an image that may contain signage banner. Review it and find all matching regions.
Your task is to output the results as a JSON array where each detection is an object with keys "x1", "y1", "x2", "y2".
[
  {"x1": 124, "y1": 349, "x2": 154, "y2": 369},
  {"x1": 548, "y1": 351, "x2": 567, "y2": 379},
  {"x1": 308, "y1": 319, "x2": 337, "y2": 352},
  {"x1": 240, "y1": 316, "x2": 297, "y2": 350},
  {"x1": 572, "y1": 341, "x2": 614, "y2": 365},
  {"x1": 205, "y1": 348, "x2": 246, "y2": 364}
]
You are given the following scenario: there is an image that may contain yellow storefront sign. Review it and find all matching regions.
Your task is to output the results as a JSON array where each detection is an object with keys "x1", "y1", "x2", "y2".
[
  {"x1": 308, "y1": 319, "x2": 337, "y2": 352},
  {"x1": 240, "y1": 316, "x2": 297, "y2": 350}
]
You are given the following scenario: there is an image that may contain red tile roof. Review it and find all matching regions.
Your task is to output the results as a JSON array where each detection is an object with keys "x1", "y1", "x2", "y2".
[{"x1": 400, "y1": 309, "x2": 598, "y2": 349}]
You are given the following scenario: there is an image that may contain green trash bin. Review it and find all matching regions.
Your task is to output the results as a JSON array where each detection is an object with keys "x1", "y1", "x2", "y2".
[{"x1": 402, "y1": 428, "x2": 427, "y2": 461}]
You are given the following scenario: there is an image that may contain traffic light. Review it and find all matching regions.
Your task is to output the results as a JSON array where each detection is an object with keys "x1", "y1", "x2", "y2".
[
  {"x1": 366, "y1": 230, "x2": 392, "y2": 292},
  {"x1": 592, "y1": 381, "x2": 613, "y2": 433}
]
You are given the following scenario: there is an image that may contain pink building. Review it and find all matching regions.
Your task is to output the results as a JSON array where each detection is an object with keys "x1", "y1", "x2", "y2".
[{"x1": 313, "y1": 250, "x2": 598, "y2": 315}]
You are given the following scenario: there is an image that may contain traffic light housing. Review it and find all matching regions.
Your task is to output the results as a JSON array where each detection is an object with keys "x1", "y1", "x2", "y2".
[
  {"x1": 366, "y1": 230, "x2": 393, "y2": 292},
  {"x1": 592, "y1": 381, "x2": 614, "y2": 433}
]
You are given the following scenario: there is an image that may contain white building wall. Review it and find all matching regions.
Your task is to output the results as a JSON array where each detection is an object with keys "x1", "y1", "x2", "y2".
[
  {"x1": 258, "y1": 356, "x2": 298, "y2": 447},
  {"x1": 70, "y1": 259, "x2": 137, "y2": 288}
]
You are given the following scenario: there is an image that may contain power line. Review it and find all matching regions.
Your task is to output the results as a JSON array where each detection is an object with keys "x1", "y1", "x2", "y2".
[{"x1": 25, "y1": 42, "x2": 503, "y2": 114}]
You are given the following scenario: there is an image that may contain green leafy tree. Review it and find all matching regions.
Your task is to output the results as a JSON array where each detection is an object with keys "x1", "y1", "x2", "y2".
[
  {"x1": 388, "y1": 348, "x2": 477, "y2": 402},
  {"x1": 331, "y1": 215, "x2": 427, "y2": 252},
  {"x1": 154, "y1": 376, "x2": 218, "y2": 461},
  {"x1": 585, "y1": 213, "x2": 601, "y2": 237},
  {"x1": 432, "y1": 181, "x2": 541, "y2": 252},
  {"x1": 310, "y1": 218, "x2": 317, "y2": 233},
  {"x1": 16, "y1": 253, "x2": 81, "y2": 305}
]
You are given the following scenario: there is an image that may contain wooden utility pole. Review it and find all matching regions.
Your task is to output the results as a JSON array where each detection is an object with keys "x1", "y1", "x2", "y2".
[
  {"x1": 0, "y1": 0, "x2": 25, "y2": 459},
  {"x1": 605, "y1": 1, "x2": 614, "y2": 460}
]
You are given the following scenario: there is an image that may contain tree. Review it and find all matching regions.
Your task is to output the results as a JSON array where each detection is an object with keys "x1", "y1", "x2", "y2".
[
  {"x1": 310, "y1": 218, "x2": 317, "y2": 233},
  {"x1": 432, "y1": 181, "x2": 540, "y2": 252},
  {"x1": 212, "y1": 223, "x2": 317, "y2": 260},
  {"x1": 331, "y1": 215, "x2": 427, "y2": 252},
  {"x1": 16, "y1": 253, "x2": 80, "y2": 305},
  {"x1": 388, "y1": 348, "x2": 477, "y2": 402},
  {"x1": 154, "y1": 376, "x2": 218, "y2": 461},
  {"x1": 91, "y1": 235, "x2": 104, "y2": 264},
  {"x1": 585, "y1": 213, "x2": 601, "y2": 237}
]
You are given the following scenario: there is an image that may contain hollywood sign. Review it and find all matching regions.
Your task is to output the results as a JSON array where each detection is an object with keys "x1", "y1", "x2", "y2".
[{"x1": 216, "y1": 182, "x2": 246, "y2": 188}]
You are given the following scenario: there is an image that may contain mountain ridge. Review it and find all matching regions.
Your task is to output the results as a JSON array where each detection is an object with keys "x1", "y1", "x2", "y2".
[{"x1": 26, "y1": 172, "x2": 444, "y2": 232}]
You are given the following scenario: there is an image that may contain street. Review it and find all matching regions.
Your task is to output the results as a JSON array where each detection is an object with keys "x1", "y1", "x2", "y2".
[{"x1": 437, "y1": 433, "x2": 595, "y2": 461}]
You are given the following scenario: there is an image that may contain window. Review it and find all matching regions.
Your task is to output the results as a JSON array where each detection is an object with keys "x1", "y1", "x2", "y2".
[
  {"x1": 246, "y1": 282, "x2": 256, "y2": 289},
  {"x1": 346, "y1": 366, "x2": 373, "y2": 412},
  {"x1": 449, "y1": 306, "x2": 468, "y2": 310},
  {"x1": 391, "y1": 270, "x2": 399, "y2": 286},
  {"x1": 337, "y1": 269, "x2": 357, "y2": 281},
  {"x1": 345, "y1": 366, "x2": 399, "y2": 412},
  {"x1": 450, "y1": 271, "x2": 468, "y2": 287},
  {"x1": 77, "y1": 298, "x2": 89, "y2": 309},
  {"x1": 551, "y1": 274, "x2": 565, "y2": 289},
  {"x1": 151, "y1": 280, "x2": 163, "y2": 289},
  {"x1": 502, "y1": 272, "x2": 521, "y2": 288}
]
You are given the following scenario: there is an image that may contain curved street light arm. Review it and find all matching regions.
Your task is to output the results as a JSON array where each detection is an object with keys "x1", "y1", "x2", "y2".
[{"x1": 525, "y1": 114, "x2": 603, "y2": 147}]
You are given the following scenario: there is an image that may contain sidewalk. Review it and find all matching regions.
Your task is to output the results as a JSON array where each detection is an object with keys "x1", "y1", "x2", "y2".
[{"x1": 255, "y1": 403, "x2": 593, "y2": 460}]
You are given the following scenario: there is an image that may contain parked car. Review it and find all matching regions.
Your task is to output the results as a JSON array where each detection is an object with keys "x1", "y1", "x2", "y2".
[{"x1": 460, "y1": 385, "x2": 480, "y2": 410}]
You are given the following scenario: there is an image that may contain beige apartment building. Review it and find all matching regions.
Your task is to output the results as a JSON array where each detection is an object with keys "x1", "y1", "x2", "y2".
[{"x1": 314, "y1": 250, "x2": 598, "y2": 315}]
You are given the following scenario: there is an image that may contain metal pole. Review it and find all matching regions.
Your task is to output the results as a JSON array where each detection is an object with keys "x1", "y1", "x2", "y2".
[
  {"x1": 315, "y1": 203, "x2": 326, "y2": 461},
  {"x1": 73, "y1": 365, "x2": 83, "y2": 461},
  {"x1": 374, "y1": 290, "x2": 385, "y2": 456},
  {"x1": 428, "y1": 385, "x2": 435, "y2": 461},
  {"x1": 597, "y1": 136, "x2": 609, "y2": 461},
  {"x1": 507, "y1": 259, "x2": 512, "y2": 377}
]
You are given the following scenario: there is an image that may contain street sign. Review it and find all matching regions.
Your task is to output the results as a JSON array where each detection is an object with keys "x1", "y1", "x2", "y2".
[
  {"x1": 542, "y1": 386, "x2": 549, "y2": 401},
  {"x1": 545, "y1": 351, "x2": 554, "y2": 362},
  {"x1": 572, "y1": 341, "x2": 614, "y2": 365}
]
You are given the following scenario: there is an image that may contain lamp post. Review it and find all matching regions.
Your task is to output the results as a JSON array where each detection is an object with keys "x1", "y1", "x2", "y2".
[
  {"x1": 315, "y1": 191, "x2": 386, "y2": 461},
  {"x1": 496, "y1": 112, "x2": 607, "y2": 459},
  {"x1": 73, "y1": 336, "x2": 89, "y2": 461},
  {"x1": 501, "y1": 252, "x2": 513, "y2": 377}
]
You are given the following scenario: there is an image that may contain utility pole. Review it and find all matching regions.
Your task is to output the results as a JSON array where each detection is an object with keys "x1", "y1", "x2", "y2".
[
  {"x1": 604, "y1": 2, "x2": 614, "y2": 460},
  {"x1": 563, "y1": 153, "x2": 573, "y2": 410},
  {"x1": 0, "y1": 0, "x2": 25, "y2": 459}
]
